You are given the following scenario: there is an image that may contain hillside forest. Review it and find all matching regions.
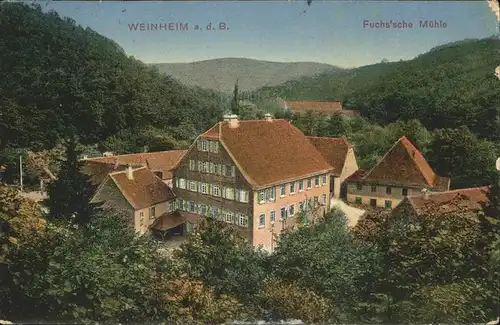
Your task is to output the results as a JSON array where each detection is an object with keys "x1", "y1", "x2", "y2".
[{"x1": 0, "y1": 3, "x2": 499, "y2": 324}]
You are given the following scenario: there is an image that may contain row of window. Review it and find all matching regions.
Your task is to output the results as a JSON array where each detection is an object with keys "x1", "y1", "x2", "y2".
[
  {"x1": 257, "y1": 175, "x2": 328, "y2": 204},
  {"x1": 197, "y1": 139, "x2": 219, "y2": 153},
  {"x1": 354, "y1": 197, "x2": 393, "y2": 209},
  {"x1": 258, "y1": 194, "x2": 328, "y2": 227},
  {"x1": 355, "y1": 184, "x2": 409, "y2": 196},
  {"x1": 176, "y1": 198, "x2": 249, "y2": 227},
  {"x1": 176, "y1": 178, "x2": 250, "y2": 203},
  {"x1": 188, "y1": 159, "x2": 236, "y2": 177}
]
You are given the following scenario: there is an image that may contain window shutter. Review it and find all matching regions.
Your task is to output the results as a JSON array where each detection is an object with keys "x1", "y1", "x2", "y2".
[{"x1": 197, "y1": 140, "x2": 202, "y2": 150}]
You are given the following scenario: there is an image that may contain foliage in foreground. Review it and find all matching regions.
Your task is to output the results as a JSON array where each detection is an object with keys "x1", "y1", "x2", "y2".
[
  {"x1": 269, "y1": 209, "x2": 384, "y2": 322},
  {"x1": 1, "y1": 183, "x2": 499, "y2": 323}
]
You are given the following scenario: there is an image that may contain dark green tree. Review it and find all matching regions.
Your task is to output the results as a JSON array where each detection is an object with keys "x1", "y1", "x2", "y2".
[
  {"x1": 1, "y1": 211, "x2": 170, "y2": 323},
  {"x1": 0, "y1": 3, "x2": 226, "y2": 150},
  {"x1": 428, "y1": 126, "x2": 499, "y2": 189},
  {"x1": 46, "y1": 137, "x2": 97, "y2": 225},
  {"x1": 324, "y1": 114, "x2": 346, "y2": 137},
  {"x1": 173, "y1": 217, "x2": 267, "y2": 315},
  {"x1": 230, "y1": 78, "x2": 239, "y2": 115},
  {"x1": 270, "y1": 209, "x2": 383, "y2": 322}
]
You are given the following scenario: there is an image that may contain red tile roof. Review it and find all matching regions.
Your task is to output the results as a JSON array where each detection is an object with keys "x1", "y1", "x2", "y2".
[
  {"x1": 286, "y1": 100, "x2": 343, "y2": 114},
  {"x1": 346, "y1": 169, "x2": 368, "y2": 181},
  {"x1": 81, "y1": 161, "x2": 130, "y2": 186},
  {"x1": 200, "y1": 119, "x2": 333, "y2": 188},
  {"x1": 106, "y1": 167, "x2": 175, "y2": 210},
  {"x1": 407, "y1": 186, "x2": 490, "y2": 216},
  {"x1": 347, "y1": 136, "x2": 450, "y2": 190},
  {"x1": 339, "y1": 110, "x2": 361, "y2": 117},
  {"x1": 151, "y1": 210, "x2": 202, "y2": 231},
  {"x1": 284, "y1": 101, "x2": 360, "y2": 116},
  {"x1": 85, "y1": 150, "x2": 187, "y2": 180},
  {"x1": 307, "y1": 136, "x2": 352, "y2": 176}
]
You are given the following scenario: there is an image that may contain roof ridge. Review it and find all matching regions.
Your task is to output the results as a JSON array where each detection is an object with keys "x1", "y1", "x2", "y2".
[
  {"x1": 362, "y1": 137, "x2": 403, "y2": 180},
  {"x1": 409, "y1": 186, "x2": 490, "y2": 197},
  {"x1": 363, "y1": 136, "x2": 433, "y2": 186},
  {"x1": 399, "y1": 137, "x2": 436, "y2": 186},
  {"x1": 286, "y1": 100, "x2": 341, "y2": 102},
  {"x1": 309, "y1": 136, "x2": 351, "y2": 146},
  {"x1": 108, "y1": 165, "x2": 147, "y2": 176},
  {"x1": 307, "y1": 136, "x2": 344, "y2": 140},
  {"x1": 86, "y1": 150, "x2": 186, "y2": 161},
  {"x1": 236, "y1": 119, "x2": 287, "y2": 123},
  {"x1": 219, "y1": 127, "x2": 258, "y2": 187},
  {"x1": 108, "y1": 175, "x2": 136, "y2": 209}
]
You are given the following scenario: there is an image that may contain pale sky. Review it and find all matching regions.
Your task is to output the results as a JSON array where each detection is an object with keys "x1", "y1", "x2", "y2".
[{"x1": 43, "y1": 1, "x2": 498, "y2": 67}]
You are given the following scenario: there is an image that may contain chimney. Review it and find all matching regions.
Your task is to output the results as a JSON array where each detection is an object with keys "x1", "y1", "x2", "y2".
[
  {"x1": 126, "y1": 165, "x2": 134, "y2": 180},
  {"x1": 264, "y1": 113, "x2": 273, "y2": 121},
  {"x1": 421, "y1": 188, "x2": 429, "y2": 200},
  {"x1": 223, "y1": 114, "x2": 239, "y2": 128}
]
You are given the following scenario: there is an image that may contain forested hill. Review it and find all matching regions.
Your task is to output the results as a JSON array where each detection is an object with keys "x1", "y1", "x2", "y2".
[
  {"x1": 152, "y1": 58, "x2": 342, "y2": 93},
  {"x1": 0, "y1": 3, "x2": 228, "y2": 151},
  {"x1": 248, "y1": 60, "x2": 401, "y2": 102},
  {"x1": 250, "y1": 38, "x2": 500, "y2": 142}
]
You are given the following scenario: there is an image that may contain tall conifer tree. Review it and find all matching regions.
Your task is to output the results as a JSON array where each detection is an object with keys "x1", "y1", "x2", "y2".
[
  {"x1": 231, "y1": 78, "x2": 239, "y2": 115},
  {"x1": 46, "y1": 137, "x2": 98, "y2": 225}
]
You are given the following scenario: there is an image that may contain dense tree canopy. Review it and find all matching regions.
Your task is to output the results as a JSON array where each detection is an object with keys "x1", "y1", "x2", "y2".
[
  {"x1": 250, "y1": 38, "x2": 500, "y2": 143},
  {"x1": 269, "y1": 209, "x2": 383, "y2": 322},
  {"x1": 0, "y1": 3, "x2": 229, "y2": 151},
  {"x1": 1, "y1": 3, "x2": 499, "y2": 324}
]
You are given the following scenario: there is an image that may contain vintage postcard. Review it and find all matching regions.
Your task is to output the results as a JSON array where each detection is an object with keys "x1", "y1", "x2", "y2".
[{"x1": 0, "y1": 0, "x2": 499, "y2": 324}]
